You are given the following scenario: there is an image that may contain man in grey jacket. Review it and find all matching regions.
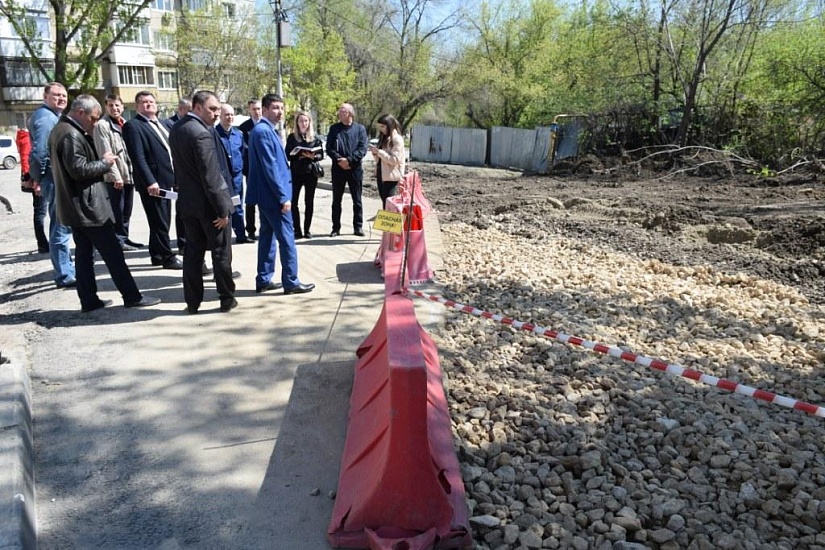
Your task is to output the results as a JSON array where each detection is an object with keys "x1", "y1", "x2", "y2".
[
  {"x1": 93, "y1": 94, "x2": 143, "y2": 251},
  {"x1": 50, "y1": 95, "x2": 160, "y2": 313}
]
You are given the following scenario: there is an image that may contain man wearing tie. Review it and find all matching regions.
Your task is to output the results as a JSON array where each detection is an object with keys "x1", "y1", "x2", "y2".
[{"x1": 123, "y1": 90, "x2": 184, "y2": 269}]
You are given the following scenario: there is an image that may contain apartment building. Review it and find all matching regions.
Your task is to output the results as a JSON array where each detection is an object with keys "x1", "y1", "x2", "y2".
[{"x1": 0, "y1": 0, "x2": 253, "y2": 129}]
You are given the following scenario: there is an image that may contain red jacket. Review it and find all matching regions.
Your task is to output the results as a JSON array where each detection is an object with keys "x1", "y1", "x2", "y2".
[{"x1": 15, "y1": 128, "x2": 31, "y2": 176}]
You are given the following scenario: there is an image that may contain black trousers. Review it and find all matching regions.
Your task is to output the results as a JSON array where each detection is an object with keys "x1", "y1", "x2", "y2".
[
  {"x1": 331, "y1": 168, "x2": 363, "y2": 233},
  {"x1": 245, "y1": 202, "x2": 257, "y2": 237},
  {"x1": 291, "y1": 172, "x2": 318, "y2": 236},
  {"x1": 108, "y1": 184, "x2": 135, "y2": 244},
  {"x1": 378, "y1": 180, "x2": 398, "y2": 209},
  {"x1": 137, "y1": 187, "x2": 180, "y2": 265},
  {"x1": 72, "y1": 222, "x2": 142, "y2": 310},
  {"x1": 181, "y1": 215, "x2": 235, "y2": 309}
]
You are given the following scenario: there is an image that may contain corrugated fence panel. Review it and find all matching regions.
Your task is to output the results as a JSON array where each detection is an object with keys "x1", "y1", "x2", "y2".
[
  {"x1": 410, "y1": 125, "x2": 452, "y2": 163},
  {"x1": 531, "y1": 127, "x2": 552, "y2": 173},
  {"x1": 491, "y1": 127, "x2": 536, "y2": 170},
  {"x1": 450, "y1": 128, "x2": 486, "y2": 166},
  {"x1": 555, "y1": 120, "x2": 584, "y2": 163},
  {"x1": 411, "y1": 125, "x2": 560, "y2": 171}
]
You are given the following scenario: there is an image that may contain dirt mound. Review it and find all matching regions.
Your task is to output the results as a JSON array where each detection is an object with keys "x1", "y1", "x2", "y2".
[{"x1": 406, "y1": 162, "x2": 825, "y2": 303}]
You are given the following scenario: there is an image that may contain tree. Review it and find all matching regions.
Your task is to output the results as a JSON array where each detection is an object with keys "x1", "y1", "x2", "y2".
[
  {"x1": 0, "y1": 0, "x2": 155, "y2": 91},
  {"x1": 281, "y1": 8, "x2": 356, "y2": 127},
  {"x1": 165, "y1": 4, "x2": 259, "y2": 103}
]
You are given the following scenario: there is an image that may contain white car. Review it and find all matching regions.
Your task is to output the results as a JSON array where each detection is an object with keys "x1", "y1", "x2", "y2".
[{"x1": 0, "y1": 135, "x2": 20, "y2": 170}]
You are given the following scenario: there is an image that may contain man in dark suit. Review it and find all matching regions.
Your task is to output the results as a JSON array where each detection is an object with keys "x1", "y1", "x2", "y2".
[
  {"x1": 123, "y1": 90, "x2": 184, "y2": 269},
  {"x1": 239, "y1": 98, "x2": 262, "y2": 241},
  {"x1": 162, "y1": 98, "x2": 191, "y2": 131},
  {"x1": 168, "y1": 90, "x2": 237, "y2": 313}
]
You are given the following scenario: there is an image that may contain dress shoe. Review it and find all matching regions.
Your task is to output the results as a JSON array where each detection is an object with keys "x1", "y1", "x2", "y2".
[
  {"x1": 255, "y1": 281, "x2": 283, "y2": 293},
  {"x1": 295, "y1": 232, "x2": 304, "y2": 240},
  {"x1": 201, "y1": 263, "x2": 213, "y2": 276},
  {"x1": 125, "y1": 295, "x2": 162, "y2": 308},
  {"x1": 121, "y1": 242, "x2": 138, "y2": 251},
  {"x1": 247, "y1": 234, "x2": 258, "y2": 241},
  {"x1": 329, "y1": 231, "x2": 339, "y2": 237},
  {"x1": 186, "y1": 305, "x2": 199, "y2": 314},
  {"x1": 304, "y1": 231, "x2": 313, "y2": 239},
  {"x1": 235, "y1": 237, "x2": 251, "y2": 244},
  {"x1": 162, "y1": 257, "x2": 183, "y2": 270},
  {"x1": 56, "y1": 278, "x2": 77, "y2": 288},
  {"x1": 37, "y1": 246, "x2": 49, "y2": 253},
  {"x1": 81, "y1": 299, "x2": 113, "y2": 313},
  {"x1": 354, "y1": 229, "x2": 365, "y2": 237},
  {"x1": 125, "y1": 239, "x2": 145, "y2": 248},
  {"x1": 283, "y1": 282, "x2": 315, "y2": 295},
  {"x1": 219, "y1": 297, "x2": 238, "y2": 312}
]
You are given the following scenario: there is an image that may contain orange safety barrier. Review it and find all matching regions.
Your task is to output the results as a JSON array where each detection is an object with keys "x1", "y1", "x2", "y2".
[{"x1": 327, "y1": 248, "x2": 471, "y2": 549}]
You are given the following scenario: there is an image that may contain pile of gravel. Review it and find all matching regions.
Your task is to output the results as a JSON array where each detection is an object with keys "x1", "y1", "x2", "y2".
[{"x1": 430, "y1": 222, "x2": 825, "y2": 550}]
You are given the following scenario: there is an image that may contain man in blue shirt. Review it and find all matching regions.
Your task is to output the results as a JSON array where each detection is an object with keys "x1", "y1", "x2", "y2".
[
  {"x1": 247, "y1": 94, "x2": 314, "y2": 295},
  {"x1": 28, "y1": 82, "x2": 76, "y2": 287},
  {"x1": 216, "y1": 104, "x2": 248, "y2": 244}
]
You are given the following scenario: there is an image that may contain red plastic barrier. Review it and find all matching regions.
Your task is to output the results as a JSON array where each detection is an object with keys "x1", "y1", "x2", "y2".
[
  {"x1": 328, "y1": 247, "x2": 471, "y2": 549},
  {"x1": 374, "y1": 172, "x2": 434, "y2": 285}
]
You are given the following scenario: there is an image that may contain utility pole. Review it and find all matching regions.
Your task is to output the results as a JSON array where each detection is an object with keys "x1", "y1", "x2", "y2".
[{"x1": 269, "y1": 0, "x2": 290, "y2": 99}]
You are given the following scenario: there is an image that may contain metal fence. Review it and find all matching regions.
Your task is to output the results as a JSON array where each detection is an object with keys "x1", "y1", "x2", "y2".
[{"x1": 410, "y1": 122, "x2": 582, "y2": 173}]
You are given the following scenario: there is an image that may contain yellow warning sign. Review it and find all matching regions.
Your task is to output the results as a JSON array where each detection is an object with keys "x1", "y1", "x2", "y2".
[{"x1": 373, "y1": 210, "x2": 404, "y2": 234}]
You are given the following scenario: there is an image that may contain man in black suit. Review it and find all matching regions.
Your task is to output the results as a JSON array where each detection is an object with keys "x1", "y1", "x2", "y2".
[
  {"x1": 162, "y1": 98, "x2": 191, "y2": 131},
  {"x1": 168, "y1": 90, "x2": 237, "y2": 313},
  {"x1": 239, "y1": 98, "x2": 262, "y2": 241},
  {"x1": 123, "y1": 90, "x2": 184, "y2": 269}
]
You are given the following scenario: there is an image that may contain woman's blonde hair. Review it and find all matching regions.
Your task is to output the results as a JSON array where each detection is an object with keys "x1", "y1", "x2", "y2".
[{"x1": 292, "y1": 110, "x2": 315, "y2": 142}]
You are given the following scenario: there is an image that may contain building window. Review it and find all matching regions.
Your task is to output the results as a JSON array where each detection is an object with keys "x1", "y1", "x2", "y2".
[
  {"x1": 157, "y1": 70, "x2": 178, "y2": 90},
  {"x1": 2, "y1": 59, "x2": 52, "y2": 86},
  {"x1": 116, "y1": 21, "x2": 151, "y2": 45},
  {"x1": 8, "y1": 15, "x2": 51, "y2": 41},
  {"x1": 153, "y1": 0, "x2": 174, "y2": 10},
  {"x1": 154, "y1": 31, "x2": 175, "y2": 51},
  {"x1": 118, "y1": 65, "x2": 154, "y2": 86},
  {"x1": 186, "y1": 0, "x2": 207, "y2": 11},
  {"x1": 222, "y1": 3, "x2": 235, "y2": 17}
]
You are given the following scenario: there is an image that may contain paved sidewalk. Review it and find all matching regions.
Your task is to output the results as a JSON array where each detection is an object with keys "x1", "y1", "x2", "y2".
[{"x1": 0, "y1": 168, "x2": 444, "y2": 549}]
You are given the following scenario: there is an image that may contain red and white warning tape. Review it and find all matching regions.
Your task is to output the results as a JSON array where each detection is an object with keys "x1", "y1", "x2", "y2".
[{"x1": 408, "y1": 288, "x2": 825, "y2": 418}]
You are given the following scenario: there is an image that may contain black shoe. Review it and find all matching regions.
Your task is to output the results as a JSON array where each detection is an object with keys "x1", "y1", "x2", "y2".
[
  {"x1": 220, "y1": 297, "x2": 238, "y2": 312},
  {"x1": 329, "y1": 231, "x2": 339, "y2": 237},
  {"x1": 201, "y1": 263, "x2": 213, "y2": 276},
  {"x1": 186, "y1": 304, "x2": 199, "y2": 314},
  {"x1": 125, "y1": 239, "x2": 145, "y2": 248},
  {"x1": 37, "y1": 246, "x2": 49, "y2": 253},
  {"x1": 304, "y1": 231, "x2": 312, "y2": 239},
  {"x1": 162, "y1": 257, "x2": 183, "y2": 270},
  {"x1": 235, "y1": 237, "x2": 251, "y2": 244},
  {"x1": 247, "y1": 234, "x2": 258, "y2": 241},
  {"x1": 283, "y1": 282, "x2": 315, "y2": 295},
  {"x1": 125, "y1": 295, "x2": 161, "y2": 308},
  {"x1": 354, "y1": 229, "x2": 365, "y2": 237},
  {"x1": 81, "y1": 299, "x2": 113, "y2": 313},
  {"x1": 56, "y1": 278, "x2": 77, "y2": 288},
  {"x1": 121, "y1": 242, "x2": 138, "y2": 251},
  {"x1": 255, "y1": 281, "x2": 283, "y2": 293},
  {"x1": 295, "y1": 232, "x2": 304, "y2": 240}
]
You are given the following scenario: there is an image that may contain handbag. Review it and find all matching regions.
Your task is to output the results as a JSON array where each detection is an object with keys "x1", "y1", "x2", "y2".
[{"x1": 311, "y1": 161, "x2": 324, "y2": 178}]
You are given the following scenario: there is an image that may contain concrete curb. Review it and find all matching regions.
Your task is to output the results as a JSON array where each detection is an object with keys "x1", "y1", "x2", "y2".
[{"x1": 0, "y1": 355, "x2": 36, "y2": 549}]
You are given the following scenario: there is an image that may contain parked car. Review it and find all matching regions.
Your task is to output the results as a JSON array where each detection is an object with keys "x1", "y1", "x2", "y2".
[{"x1": 0, "y1": 135, "x2": 20, "y2": 170}]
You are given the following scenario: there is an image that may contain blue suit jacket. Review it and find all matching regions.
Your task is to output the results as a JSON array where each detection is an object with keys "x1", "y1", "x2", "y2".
[{"x1": 247, "y1": 118, "x2": 291, "y2": 210}]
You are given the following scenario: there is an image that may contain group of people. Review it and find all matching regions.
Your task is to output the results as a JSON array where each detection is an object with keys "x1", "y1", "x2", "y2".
[{"x1": 19, "y1": 82, "x2": 407, "y2": 314}]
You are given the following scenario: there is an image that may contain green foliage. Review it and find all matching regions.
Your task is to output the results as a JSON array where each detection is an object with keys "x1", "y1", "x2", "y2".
[{"x1": 281, "y1": 11, "x2": 356, "y2": 127}]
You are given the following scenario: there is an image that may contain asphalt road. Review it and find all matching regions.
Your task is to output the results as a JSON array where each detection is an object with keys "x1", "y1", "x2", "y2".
[{"x1": 0, "y1": 165, "x2": 444, "y2": 549}]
